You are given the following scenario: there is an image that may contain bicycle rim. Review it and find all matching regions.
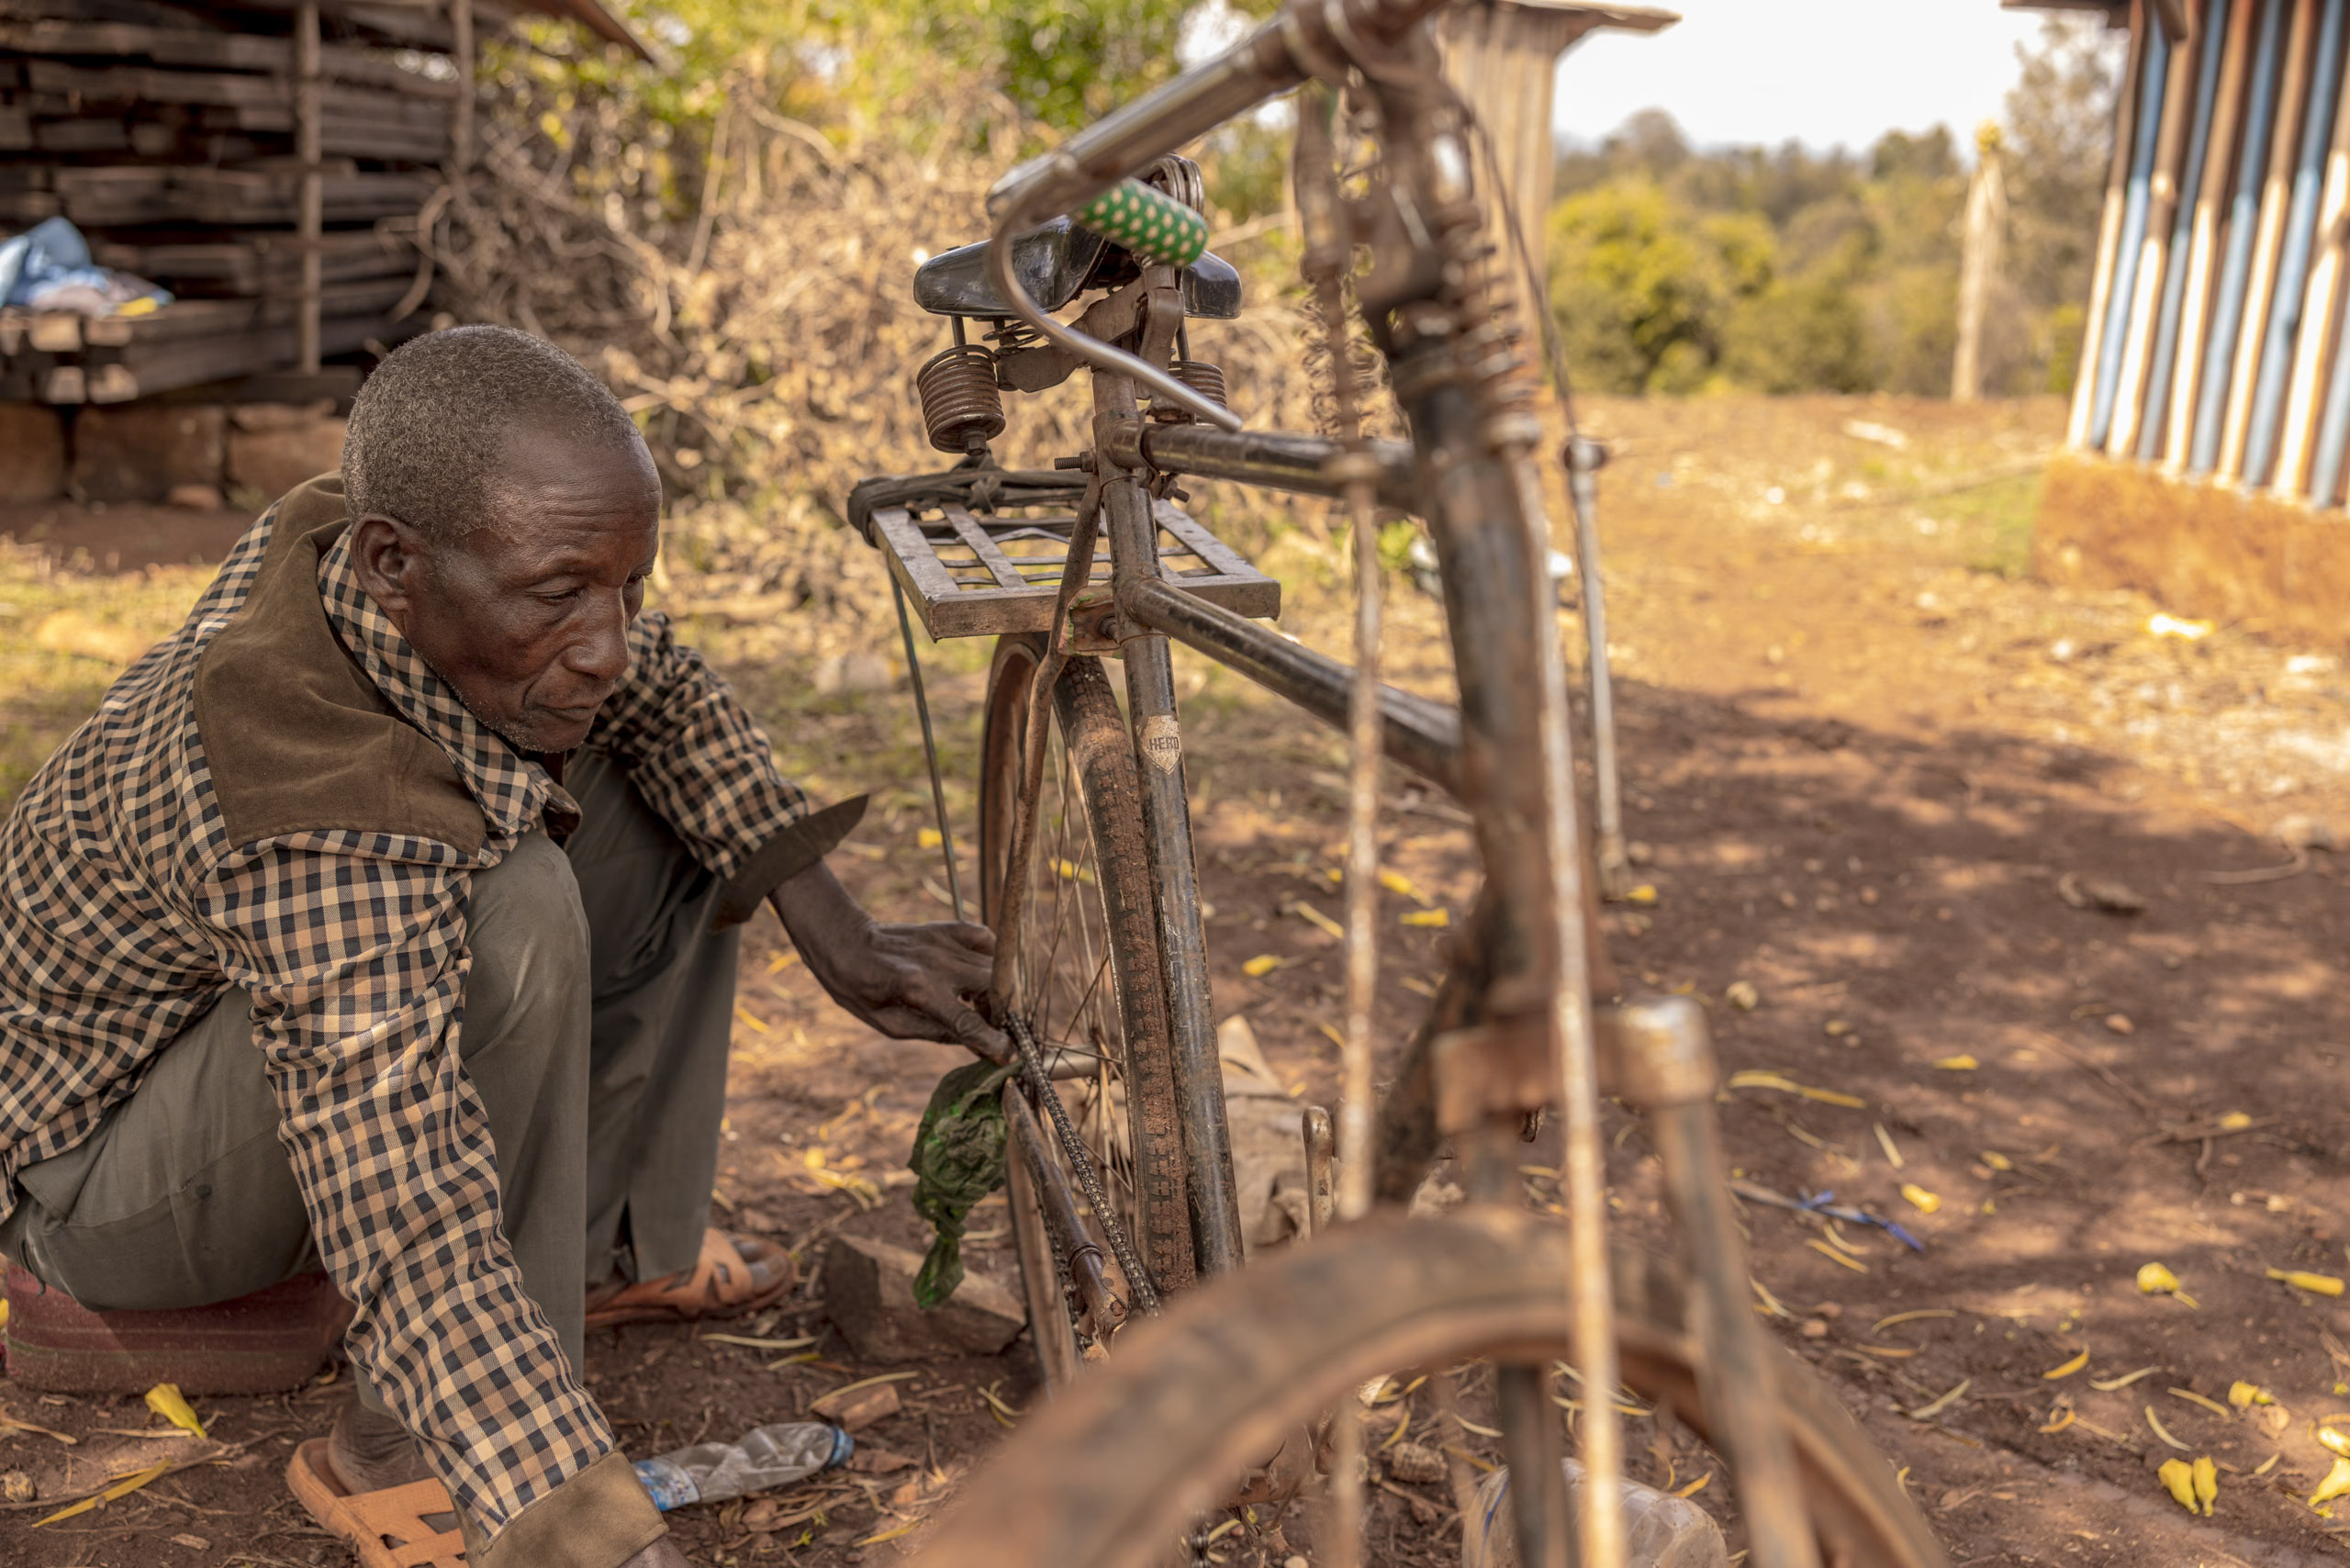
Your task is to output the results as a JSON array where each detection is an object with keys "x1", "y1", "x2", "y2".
[{"x1": 908, "y1": 1207, "x2": 1952, "y2": 1568}]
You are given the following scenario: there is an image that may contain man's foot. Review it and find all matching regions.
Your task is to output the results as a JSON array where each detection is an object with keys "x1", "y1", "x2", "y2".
[
  {"x1": 585, "y1": 1228, "x2": 796, "y2": 1328},
  {"x1": 326, "y1": 1394, "x2": 438, "y2": 1495}
]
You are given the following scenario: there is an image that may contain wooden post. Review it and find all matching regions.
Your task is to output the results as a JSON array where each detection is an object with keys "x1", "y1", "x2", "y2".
[
  {"x1": 2164, "y1": 0, "x2": 2255, "y2": 469},
  {"x1": 449, "y1": 0, "x2": 474, "y2": 174},
  {"x1": 296, "y1": 0, "x2": 322, "y2": 372},
  {"x1": 1952, "y1": 126, "x2": 2007, "y2": 403},
  {"x1": 2274, "y1": 2, "x2": 2350, "y2": 495},
  {"x1": 2219, "y1": 0, "x2": 2319, "y2": 483},
  {"x1": 2108, "y1": 10, "x2": 2198, "y2": 454},
  {"x1": 2070, "y1": 0, "x2": 2148, "y2": 449}
]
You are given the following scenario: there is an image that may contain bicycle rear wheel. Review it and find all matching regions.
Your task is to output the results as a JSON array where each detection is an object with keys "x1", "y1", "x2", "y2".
[
  {"x1": 979, "y1": 635, "x2": 1192, "y2": 1391},
  {"x1": 908, "y1": 1207, "x2": 1950, "y2": 1568}
]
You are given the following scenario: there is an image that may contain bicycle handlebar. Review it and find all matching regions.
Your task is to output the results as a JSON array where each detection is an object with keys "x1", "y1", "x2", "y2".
[{"x1": 978, "y1": 0, "x2": 1453, "y2": 429}]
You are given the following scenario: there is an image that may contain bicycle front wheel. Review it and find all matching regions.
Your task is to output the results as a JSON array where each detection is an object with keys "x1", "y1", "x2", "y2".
[
  {"x1": 978, "y1": 635, "x2": 1192, "y2": 1391},
  {"x1": 908, "y1": 1207, "x2": 1950, "y2": 1568}
]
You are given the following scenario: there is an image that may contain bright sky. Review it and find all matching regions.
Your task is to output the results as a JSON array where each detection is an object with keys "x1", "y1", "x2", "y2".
[{"x1": 1555, "y1": 1, "x2": 2079, "y2": 155}]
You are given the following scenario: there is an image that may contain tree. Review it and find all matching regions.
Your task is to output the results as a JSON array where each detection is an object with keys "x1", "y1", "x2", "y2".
[{"x1": 2000, "y1": 16, "x2": 2124, "y2": 394}]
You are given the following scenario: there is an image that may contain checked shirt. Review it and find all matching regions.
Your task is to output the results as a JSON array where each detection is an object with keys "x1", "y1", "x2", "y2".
[{"x1": 0, "y1": 484, "x2": 816, "y2": 1537}]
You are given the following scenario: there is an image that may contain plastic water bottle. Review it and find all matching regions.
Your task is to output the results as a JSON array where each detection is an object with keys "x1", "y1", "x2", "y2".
[
  {"x1": 1460, "y1": 1458, "x2": 1729, "y2": 1568},
  {"x1": 633, "y1": 1422, "x2": 853, "y2": 1511}
]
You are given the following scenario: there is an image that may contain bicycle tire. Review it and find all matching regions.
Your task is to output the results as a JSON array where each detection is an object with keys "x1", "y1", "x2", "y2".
[
  {"x1": 978, "y1": 636, "x2": 1192, "y2": 1390},
  {"x1": 909, "y1": 1207, "x2": 1951, "y2": 1568}
]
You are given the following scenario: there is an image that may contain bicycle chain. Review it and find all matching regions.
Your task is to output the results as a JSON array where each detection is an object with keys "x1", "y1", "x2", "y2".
[{"x1": 1009, "y1": 1014, "x2": 1162, "y2": 1317}]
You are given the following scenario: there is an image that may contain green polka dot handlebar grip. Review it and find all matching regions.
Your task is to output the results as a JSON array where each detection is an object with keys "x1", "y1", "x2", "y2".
[{"x1": 1073, "y1": 179, "x2": 1210, "y2": 268}]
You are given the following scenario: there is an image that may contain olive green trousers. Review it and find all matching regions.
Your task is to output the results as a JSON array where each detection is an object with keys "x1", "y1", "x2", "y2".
[{"x1": 0, "y1": 751, "x2": 740, "y2": 1407}]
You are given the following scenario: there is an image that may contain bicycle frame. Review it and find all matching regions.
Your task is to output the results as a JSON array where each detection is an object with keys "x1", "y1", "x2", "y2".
[{"x1": 915, "y1": 6, "x2": 1838, "y2": 1565}]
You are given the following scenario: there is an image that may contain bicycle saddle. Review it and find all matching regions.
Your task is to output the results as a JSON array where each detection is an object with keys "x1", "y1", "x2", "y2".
[{"x1": 913, "y1": 217, "x2": 1243, "y2": 319}]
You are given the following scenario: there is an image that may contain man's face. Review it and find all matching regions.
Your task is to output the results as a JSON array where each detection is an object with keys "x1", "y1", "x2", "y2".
[{"x1": 357, "y1": 422, "x2": 663, "y2": 756}]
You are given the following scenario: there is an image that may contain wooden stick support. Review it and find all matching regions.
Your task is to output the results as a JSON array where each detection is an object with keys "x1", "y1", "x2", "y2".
[
  {"x1": 296, "y1": 0, "x2": 322, "y2": 373},
  {"x1": 2164, "y1": 0, "x2": 2255, "y2": 469},
  {"x1": 2108, "y1": 15, "x2": 2198, "y2": 455},
  {"x1": 2274, "y1": 0, "x2": 2350, "y2": 497},
  {"x1": 2218, "y1": 0, "x2": 2320, "y2": 484},
  {"x1": 2190, "y1": 0, "x2": 2290, "y2": 473},
  {"x1": 2089, "y1": 10, "x2": 2170, "y2": 449},
  {"x1": 2071, "y1": 0, "x2": 2148, "y2": 450}
]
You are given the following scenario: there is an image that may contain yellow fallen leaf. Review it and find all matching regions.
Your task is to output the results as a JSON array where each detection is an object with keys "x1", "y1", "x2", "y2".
[
  {"x1": 1874, "y1": 1124, "x2": 1905, "y2": 1169},
  {"x1": 2158, "y1": 1457, "x2": 2198, "y2": 1513},
  {"x1": 2169, "y1": 1387, "x2": 2232, "y2": 1419},
  {"x1": 2042, "y1": 1350, "x2": 2089, "y2": 1381},
  {"x1": 1053, "y1": 857, "x2": 1094, "y2": 884},
  {"x1": 2218, "y1": 1110, "x2": 2252, "y2": 1131},
  {"x1": 733, "y1": 1004, "x2": 770, "y2": 1036},
  {"x1": 2137, "y1": 1261, "x2": 2198, "y2": 1308},
  {"x1": 1319, "y1": 1021, "x2": 1346, "y2": 1049},
  {"x1": 144, "y1": 1383, "x2": 205, "y2": 1438},
  {"x1": 2090, "y1": 1366, "x2": 2160, "y2": 1392},
  {"x1": 2228, "y1": 1381, "x2": 2274, "y2": 1409},
  {"x1": 1899, "y1": 1183, "x2": 1942, "y2": 1215},
  {"x1": 2147, "y1": 612, "x2": 2212, "y2": 641},
  {"x1": 2037, "y1": 1406, "x2": 2076, "y2": 1434},
  {"x1": 2266, "y1": 1268, "x2": 2344, "y2": 1297},
  {"x1": 2321, "y1": 1426, "x2": 2350, "y2": 1459},
  {"x1": 1377, "y1": 868, "x2": 1432, "y2": 904},
  {"x1": 34, "y1": 1462, "x2": 171, "y2": 1527},
  {"x1": 1400, "y1": 908, "x2": 1450, "y2": 928},
  {"x1": 1906, "y1": 1379, "x2": 1970, "y2": 1421},
  {"x1": 0, "y1": 1298, "x2": 7, "y2": 1329},
  {"x1": 1933, "y1": 1055, "x2": 1979, "y2": 1071},
  {"x1": 2255, "y1": 1453, "x2": 2281, "y2": 1475},
  {"x1": 860, "y1": 1523, "x2": 922, "y2": 1545},
  {"x1": 1726, "y1": 1070, "x2": 1867, "y2": 1109},
  {"x1": 1873, "y1": 1308, "x2": 1956, "y2": 1333},
  {"x1": 1290, "y1": 902, "x2": 1346, "y2": 940},
  {"x1": 917, "y1": 827, "x2": 942, "y2": 849},
  {"x1": 1980, "y1": 1150, "x2": 2013, "y2": 1171},
  {"x1": 2312, "y1": 1454, "x2": 2350, "y2": 1508},
  {"x1": 1673, "y1": 1471, "x2": 1711, "y2": 1499},
  {"x1": 2145, "y1": 1406, "x2": 2190, "y2": 1450},
  {"x1": 2192, "y1": 1455, "x2": 2217, "y2": 1516},
  {"x1": 1625, "y1": 883, "x2": 1659, "y2": 904},
  {"x1": 1806, "y1": 1238, "x2": 1868, "y2": 1272},
  {"x1": 1242, "y1": 954, "x2": 1283, "y2": 978}
]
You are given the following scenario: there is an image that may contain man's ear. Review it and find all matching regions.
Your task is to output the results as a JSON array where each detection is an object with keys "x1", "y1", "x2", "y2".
[{"x1": 349, "y1": 514, "x2": 424, "y2": 629}]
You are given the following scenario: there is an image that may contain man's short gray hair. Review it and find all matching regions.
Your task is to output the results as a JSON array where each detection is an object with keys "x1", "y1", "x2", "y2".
[{"x1": 341, "y1": 324, "x2": 646, "y2": 543}]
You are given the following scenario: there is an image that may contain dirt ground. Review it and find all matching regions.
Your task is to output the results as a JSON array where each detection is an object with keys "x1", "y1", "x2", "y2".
[{"x1": 8, "y1": 393, "x2": 2350, "y2": 1566}]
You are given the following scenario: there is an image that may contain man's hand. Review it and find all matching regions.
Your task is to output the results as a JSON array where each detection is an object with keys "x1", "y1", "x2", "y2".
[{"x1": 770, "y1": 861, "x2": 1010, "y2": 1062}]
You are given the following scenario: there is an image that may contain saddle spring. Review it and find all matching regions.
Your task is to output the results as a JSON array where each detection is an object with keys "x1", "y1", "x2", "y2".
[{"x1": 916, "y1": 340, "x2": 1006, "y2": 457}]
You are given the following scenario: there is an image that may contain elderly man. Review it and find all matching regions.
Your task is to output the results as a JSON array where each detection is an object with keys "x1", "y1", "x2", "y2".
[{"x1": 0, "y1": 325, "x2": 1003, "y2": 1566}]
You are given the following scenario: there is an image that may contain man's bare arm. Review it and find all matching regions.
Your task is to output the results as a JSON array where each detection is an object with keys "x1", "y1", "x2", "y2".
[{"x1": 769, "y1": 859, "x2": 1010, "y2": 1062}]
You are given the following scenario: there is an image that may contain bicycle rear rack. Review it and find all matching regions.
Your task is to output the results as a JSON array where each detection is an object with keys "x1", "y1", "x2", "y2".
[{"x1": 852, "y1": 473, "x2": 1280, "y2": 641}]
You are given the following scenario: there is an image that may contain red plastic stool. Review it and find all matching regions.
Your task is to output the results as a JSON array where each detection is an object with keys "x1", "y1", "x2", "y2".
[{"x1": 3, "y1": 1261, "x2": 351, "y2": 1394}]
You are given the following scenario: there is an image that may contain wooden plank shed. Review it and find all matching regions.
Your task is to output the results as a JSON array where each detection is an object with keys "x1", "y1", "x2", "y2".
[{"x1": 0, "y1": 0, "x2": 648, "y2": 409}]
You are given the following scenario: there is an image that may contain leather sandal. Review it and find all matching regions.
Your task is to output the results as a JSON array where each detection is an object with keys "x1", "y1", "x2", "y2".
[
  {"x1": 584, "y1": 1226, "x2": 797, "y2": 1329},
  {"x1": 286, "y1": 1437, "x2": 465, "y2": 1567}
]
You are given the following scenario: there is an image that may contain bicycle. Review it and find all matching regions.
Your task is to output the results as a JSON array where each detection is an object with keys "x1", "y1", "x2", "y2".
[{"x1": 840, "y1": 3, "x2": 1954, "y2": 1563}]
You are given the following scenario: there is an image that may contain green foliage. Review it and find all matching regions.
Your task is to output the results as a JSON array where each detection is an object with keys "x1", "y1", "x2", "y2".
[
  {"x1": 1546, "y1": 182, "x2": 1771, "y2": 394},
  {"x1": 1543, "y1": 19, "x2": 2115, "y2": 398}
]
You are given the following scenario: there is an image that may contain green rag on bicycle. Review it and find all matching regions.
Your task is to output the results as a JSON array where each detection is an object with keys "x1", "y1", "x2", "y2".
[{"x1": 908, "y1": 1059, "x2": 1016, "y2": 1309}]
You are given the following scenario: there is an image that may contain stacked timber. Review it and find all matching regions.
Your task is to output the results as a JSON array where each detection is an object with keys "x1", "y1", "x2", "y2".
[{"x1": 0, "y1": 0, "x2": 645, "y2": 404}]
